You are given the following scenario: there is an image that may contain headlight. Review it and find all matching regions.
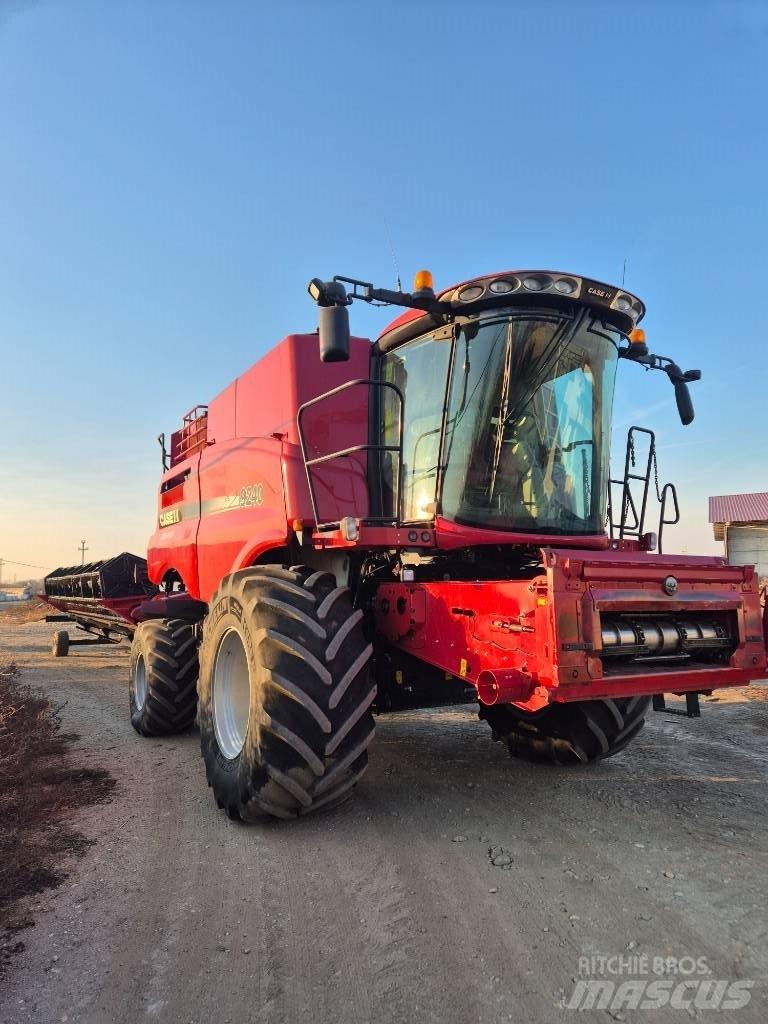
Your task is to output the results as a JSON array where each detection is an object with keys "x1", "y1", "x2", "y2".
[
  {"x1": 554, "y1": 277, "x2": 577, "y2": 295},
  {"x1": 489, "y1": 278, "x2": 517, "y2": 294},
  {"x1": 523, "y1": 275, "x2": 551, "y2": 292}
]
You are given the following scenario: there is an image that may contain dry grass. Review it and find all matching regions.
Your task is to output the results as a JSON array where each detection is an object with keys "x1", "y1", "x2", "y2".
[
  {"x1": 0, "y1": 660, "x2": 115, "y2": 973},
  {"x1": 0, "y1": 597, "x2": 55, "y2": 624}
]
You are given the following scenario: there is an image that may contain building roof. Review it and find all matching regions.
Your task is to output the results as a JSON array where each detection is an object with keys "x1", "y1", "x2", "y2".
[{"x1": 708, "y1": 492, "x2": 768, "y2": 525}]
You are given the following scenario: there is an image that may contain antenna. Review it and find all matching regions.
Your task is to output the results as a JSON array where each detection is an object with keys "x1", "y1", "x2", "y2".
[
  {"x1": 383, "y1": 216, "x2": 402, "y2": 292},
  {"x1": 622, "y1": 258, "x2": 627, "y2": 287},
  {"x1": 79, "y1": 540, "x2": 89, "y2": 564}
]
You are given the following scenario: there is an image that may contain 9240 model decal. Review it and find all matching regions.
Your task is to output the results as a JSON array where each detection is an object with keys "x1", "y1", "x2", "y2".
[
  {"x1": 201, "y1": 483, "x2": 266, "y2": 517},
  {"x1": 224, "y1": 483, "x2": 264, "y2": 509}
]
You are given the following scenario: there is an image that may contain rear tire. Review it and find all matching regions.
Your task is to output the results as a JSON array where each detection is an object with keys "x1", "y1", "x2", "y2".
[
  {"x1": 52, "y1": 630, "x2": 69, "y2": 657},
  {"x1": 129, "y1": 619, "x2": 199, "y2": 736},
  {"x1": 480, "y1": 696, "x2": 651, "y2": 765},
  {"x1": 197, "y1": 565, "x2": 375, "y2": 821}
]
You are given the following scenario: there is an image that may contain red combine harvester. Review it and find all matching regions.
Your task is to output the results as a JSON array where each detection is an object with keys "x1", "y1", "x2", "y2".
[{"x1": 53, "y1": 268, "x2": 768, "y2": 820}]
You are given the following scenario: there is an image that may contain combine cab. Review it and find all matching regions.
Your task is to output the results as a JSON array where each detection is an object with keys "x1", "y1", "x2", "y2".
[{"x1": 43, "y1": 553, "x2": 156, "y2": 656}]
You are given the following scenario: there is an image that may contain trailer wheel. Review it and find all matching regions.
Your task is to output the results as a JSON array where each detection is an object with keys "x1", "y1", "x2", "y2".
[
  {"x1": 197, "y1": 565, "x2": 375, "y2": 821},
  {"x1": 52, "y1": 630, "x2": 69, "y2": 657},
  {"x1": 480, "y1": 696, "x2": 651, "y2": 765},
  {"x1": 129, "y1": 619, "x2": 199, "y2": 736}
]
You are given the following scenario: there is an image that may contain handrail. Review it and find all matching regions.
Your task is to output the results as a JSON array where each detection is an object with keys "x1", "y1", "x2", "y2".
[
  {"x1": 608, "y1": 426, "x2": 681, "y2": 551},
  {"x1": 608, "y1": 477, "x2": 640, "y2": 538},
  {"x1": 609, "y1": 426, "x2": 655, "y2": 539},
  {"x1": 297, "y1": 378, "x2": 405, "y2": 529},
  {"x1": 623, "y1": 426, "x2": 655, "y2": 538},
  {"x1": 658, "y1": 482, "x2": 680, "y2": 555}
]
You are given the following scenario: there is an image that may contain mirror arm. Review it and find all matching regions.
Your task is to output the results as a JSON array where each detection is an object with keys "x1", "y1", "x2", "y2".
[
  {"x1": 620, "y1": 345, "x2": 700, "y2": 378},
  {"x1": 619, "y1": 345, "x2": 701, "y2": 426},
  {"x1": 331, "y1": 275, "x2": 452, "y2": 316},
  {"x1": 620, "y1": 345, "x2": 701, "y2": 383}
]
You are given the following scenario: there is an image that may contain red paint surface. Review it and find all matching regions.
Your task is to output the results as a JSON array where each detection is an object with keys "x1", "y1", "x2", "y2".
[{"x1": 147, "y1": 333, "x2": 371, "y2": 602}]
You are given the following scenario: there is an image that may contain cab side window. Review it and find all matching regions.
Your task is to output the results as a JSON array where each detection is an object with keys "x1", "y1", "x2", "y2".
[{"x1": 380, "y1": 334, "x2": 452, "y2": 522}]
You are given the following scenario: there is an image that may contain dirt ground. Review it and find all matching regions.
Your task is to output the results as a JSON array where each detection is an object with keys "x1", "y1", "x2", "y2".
[
  {"x1": 0, "y1": 656, "x2": 114, "y2": 973},
  {"x1": 0, "y1": 618, "x2": 766, "y2": 1024}
]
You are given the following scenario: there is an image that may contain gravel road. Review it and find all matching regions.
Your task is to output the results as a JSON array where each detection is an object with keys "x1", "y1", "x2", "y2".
[{"x1": 1, "y1": 619, "x2": 767, "y2": 1024}]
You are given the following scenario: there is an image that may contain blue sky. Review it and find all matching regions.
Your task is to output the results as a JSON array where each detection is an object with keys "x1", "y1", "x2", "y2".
[{"x1": 1, "y1": 0, "x2": 766, "y2": 576}]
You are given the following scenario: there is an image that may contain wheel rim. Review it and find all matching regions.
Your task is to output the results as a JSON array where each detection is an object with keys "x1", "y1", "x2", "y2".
[
  {"x1": 134, "y1": 654, "x2": 148, "y2": 711},
  {"x1": 212, "y1": 628, "x2": 251, "y2": 760}
]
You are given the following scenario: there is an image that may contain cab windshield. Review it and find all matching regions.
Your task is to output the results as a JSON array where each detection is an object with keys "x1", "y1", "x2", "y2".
[
  {"x1": 379, "y1": 308, "x2": 620, "y2": 534},
  {"x1": 441, "y1": 311, "x2": 619, "y2": 533}
]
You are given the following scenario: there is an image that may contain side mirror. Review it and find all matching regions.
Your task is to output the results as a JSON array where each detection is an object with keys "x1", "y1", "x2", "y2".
[
  {"x1": 666, "y1": 362, "x2": 699, "y2": 426},
  {"x1": 674, "y1": 381, "x2": 694, "y2": 426},
  {"x1": 319, "y1": 304, "x2": 350, "y2": 362}
]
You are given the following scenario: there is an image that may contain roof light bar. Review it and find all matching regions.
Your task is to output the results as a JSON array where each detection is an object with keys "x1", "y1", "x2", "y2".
[{"x1": 447, "y1": 272, "x2": 645, "y2": 325}]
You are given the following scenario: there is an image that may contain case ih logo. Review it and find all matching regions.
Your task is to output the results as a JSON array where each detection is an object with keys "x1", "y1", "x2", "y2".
[
  {"x1": 158, "y1": 508, "x2": 181, "y2": 528},
  {"x1": 586, "y1": 285, "x2": 614, "y2": 301},
  {"x1": 581, "y1": 279, "x2": 618, "y2": 304}
]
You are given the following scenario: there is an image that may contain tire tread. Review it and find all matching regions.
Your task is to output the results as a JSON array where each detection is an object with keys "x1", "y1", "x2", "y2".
[
  {"x1": 198, "y1": 565, "x2": 375, "y2": 820},
  {"x1": 129, "y1": 618, "x2": 199, "y2": 737},
  {"x1": 481, "y1": 696, "x2": 651, "y2": 765}
]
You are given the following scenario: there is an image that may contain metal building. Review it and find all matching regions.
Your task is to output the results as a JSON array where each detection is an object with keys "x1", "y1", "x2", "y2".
[{"x1": 709, "y1": 492, "x2": 768, "y2": 578}]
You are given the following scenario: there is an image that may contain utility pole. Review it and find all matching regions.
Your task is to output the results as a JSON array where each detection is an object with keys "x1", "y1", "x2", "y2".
[
  {"x1": 79, "y1": 540, "x2": 88, "y2": 565},
  {"x1": 0, "y1": 558, "x2": 3, "y2": 585}
]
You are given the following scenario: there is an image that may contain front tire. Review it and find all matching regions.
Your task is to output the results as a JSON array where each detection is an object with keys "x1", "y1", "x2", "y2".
[
  {"x1": 480, "y1": 696, "x2": 651, "y2": 765},
  {"x1": 129, "y1": 619, "x2": 199, "y2": 736},
  {"x1": 197, "y1": 566, "x2": 375, "y2": 821}
]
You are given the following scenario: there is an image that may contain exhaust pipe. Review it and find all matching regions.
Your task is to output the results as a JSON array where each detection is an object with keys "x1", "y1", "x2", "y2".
[{"x1": 476, "y1": 669, "x2": 534, "y2": 706}]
